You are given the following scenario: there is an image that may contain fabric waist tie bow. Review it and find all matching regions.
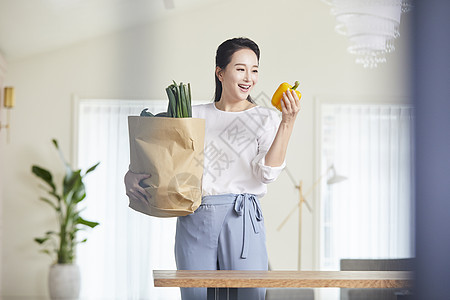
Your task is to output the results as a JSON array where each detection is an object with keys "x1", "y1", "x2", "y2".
[{"x1": 234, "y1": 194, "x2": 263, "y2": 259}]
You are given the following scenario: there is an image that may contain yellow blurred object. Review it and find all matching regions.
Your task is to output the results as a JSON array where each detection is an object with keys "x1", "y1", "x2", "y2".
[
  {"x1": 271, "y1": 81, "x2": 301, "y2": 111},
  {"x1": 4, "y1": 87, "x2": 15, "y2": 108},
  {"x1": 1, "y1": 86, "x2": 16, "y2": 142}
]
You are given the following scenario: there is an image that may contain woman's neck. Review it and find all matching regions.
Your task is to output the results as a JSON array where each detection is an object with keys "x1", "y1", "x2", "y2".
[{"x1": 215, "y1": 99, "x2": 256, "y2": 112}]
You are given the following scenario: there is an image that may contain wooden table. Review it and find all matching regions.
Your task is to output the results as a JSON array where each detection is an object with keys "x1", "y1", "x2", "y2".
[{"x1": 153, "y1": 270, "x2": 413, "y2": 300}]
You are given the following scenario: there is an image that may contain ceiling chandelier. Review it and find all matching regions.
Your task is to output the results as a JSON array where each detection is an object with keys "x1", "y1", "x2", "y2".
[{"x1": 323, "y1": 0, "x2": 412, "y2": 68}]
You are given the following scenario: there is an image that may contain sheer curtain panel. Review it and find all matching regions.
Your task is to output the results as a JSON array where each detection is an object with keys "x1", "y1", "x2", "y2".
[
  {"x1": 74, "y1": 99, "x2": 180, "y2": 300},
  {"x1": 318, "y1": 103, "x2": 414, "y2": 270}
]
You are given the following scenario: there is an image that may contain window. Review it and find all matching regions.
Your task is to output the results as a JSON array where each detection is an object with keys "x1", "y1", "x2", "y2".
[
  {"x1": 317, "y1": 103, "x2": 415, "y2": 270},
  {"x1": 74, "y1": 99, "x2": 186, "y2": 299}
]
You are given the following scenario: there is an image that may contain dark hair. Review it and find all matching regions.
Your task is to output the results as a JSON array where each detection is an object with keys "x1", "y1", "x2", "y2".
[{"x1": 214, "y1": 37, "x2": 260, "y2": 103}]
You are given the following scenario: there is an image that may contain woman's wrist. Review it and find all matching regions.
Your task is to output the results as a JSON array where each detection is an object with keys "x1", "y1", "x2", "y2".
[
  {"x1": 280, "y1": 120, "x2": 295, "y2": 131},
  {"x1": 264, "y1": 123, "x2": 293, "y2": 167}
]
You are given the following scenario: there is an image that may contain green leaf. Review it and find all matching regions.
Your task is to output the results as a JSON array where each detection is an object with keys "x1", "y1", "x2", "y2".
[
  {"x1": 180, "y1": 83, "x2": 188, "y2": 118},
  {"x1": 52, "y1": 139, "x2": 71, "y2": 171},
  {"x1": 74, "y1": 192, "x2": 86, "y2": 204},
  {"x1": 35, "y1": 237, "x2": 49, "y2": 244},
  {"x1": 63, "y1": 170, "x2": 82, "y2": 197},
  {"x1": 140, "y1": 108, "x2": 154, "y2": 117},
  {"x1": 77, "y1": 217, "x2": 100, "y2": 228},
  {"x1": 49, "y1": 191, "x2": 61, "y2": 202},
  {"x1": 32, "y1": 166, "x2": 56, "y2": 191},
  {"x1": 85, "y1": 162, "x2": 100, "y2": 175},
  {"x1": 166, "y1": 87, "x2": 177, "y2": 118},
  {"x1": 172, "y1": 85, "x2": 180, "y2": 118},
  {"x1": 176, "y1": 84, "x2": 182, "y2": 118},
  {"x1": 66, "y1": 181, "x2": 86, "y2": 205},
  {"x1": 187, "y1": 83, "x2": 192, "y2": 117},
  {"x1": 39, "y1": 197, "x2": 57, "y2": 209}
]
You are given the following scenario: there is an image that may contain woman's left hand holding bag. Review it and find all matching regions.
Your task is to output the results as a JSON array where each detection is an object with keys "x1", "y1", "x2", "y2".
[{"x1": 124, "y1": 170, "x2": 151, "y2": 203}]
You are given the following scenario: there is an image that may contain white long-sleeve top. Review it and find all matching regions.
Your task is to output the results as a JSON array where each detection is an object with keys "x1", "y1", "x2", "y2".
[{"x1": 192, "y1": 102, "x2": 286, "y2": 198}]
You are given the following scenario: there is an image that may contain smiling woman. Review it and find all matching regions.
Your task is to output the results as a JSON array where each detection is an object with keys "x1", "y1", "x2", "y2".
[
  {"x1": 213, "y1": 38, "x2": 260, "y2": 106},
  {"x1": 124, "y1": 37, "x2": 301, "y2": 300},
  {"x1": 214, "y1": 48, "x2": 259, "y2": 111},
  {"x1": 0, "y1": 0, "x2": 415, "y2": 298}
]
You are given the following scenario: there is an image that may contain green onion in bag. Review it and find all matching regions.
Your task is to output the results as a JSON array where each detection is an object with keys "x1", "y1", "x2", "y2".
[
  {"x1": 166, "y1": 81, "x2": 192, "y2": 118},
  {"x1": 140, "y1": 81, "x2": 192, "y2": 118}
]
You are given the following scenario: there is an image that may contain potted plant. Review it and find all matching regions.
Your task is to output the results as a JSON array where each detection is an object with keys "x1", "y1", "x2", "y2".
[{"x1": 32, "y1": 139, "x2": 100, "y2": 299}]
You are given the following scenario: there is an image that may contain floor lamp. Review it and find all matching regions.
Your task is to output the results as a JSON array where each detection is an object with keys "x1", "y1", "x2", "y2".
[{"x1": 277, "y1": 164, "x2": 347, "y2": 270}]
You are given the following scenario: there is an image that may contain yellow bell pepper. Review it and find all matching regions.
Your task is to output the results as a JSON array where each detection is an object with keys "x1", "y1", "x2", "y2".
[{"x1": 271, "y1": 81, "x2": 301, "y2": 111}]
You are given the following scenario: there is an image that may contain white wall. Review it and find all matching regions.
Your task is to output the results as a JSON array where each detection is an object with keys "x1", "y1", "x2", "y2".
[
  {"x1": 0, "y1": 50, "x2": 6, "y2": 297},
  {"x1": 0, "y1": 0, "x2": 412, "y2": 297}
]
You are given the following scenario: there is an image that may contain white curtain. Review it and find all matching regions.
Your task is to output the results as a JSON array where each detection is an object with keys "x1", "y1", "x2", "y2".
[
  {"x1": 319, "y1": 104, "x2": 415, "y2": 270},
  {"x1": 75, "y1": 99, "x2": 180, "y2": 299}
]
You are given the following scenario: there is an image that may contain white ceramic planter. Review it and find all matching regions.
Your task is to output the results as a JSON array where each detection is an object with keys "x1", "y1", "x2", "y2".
[{"x1": 48, "y1": 264, "x2": 81, "y2": 300}]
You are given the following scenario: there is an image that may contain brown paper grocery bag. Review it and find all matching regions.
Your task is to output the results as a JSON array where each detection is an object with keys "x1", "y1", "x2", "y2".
[{"x1": 127, "y1": 116, "x2": 205, "y2": 217}]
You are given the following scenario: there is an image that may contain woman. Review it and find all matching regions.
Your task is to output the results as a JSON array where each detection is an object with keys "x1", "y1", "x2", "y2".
[{"x1": 124, "y1": 37, "x2": 300, "y2": 299}]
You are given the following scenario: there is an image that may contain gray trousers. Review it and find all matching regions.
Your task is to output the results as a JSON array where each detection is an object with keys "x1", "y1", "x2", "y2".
[{"x1": 175, "y1": 193, "x2": 268, "y2": 300}]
